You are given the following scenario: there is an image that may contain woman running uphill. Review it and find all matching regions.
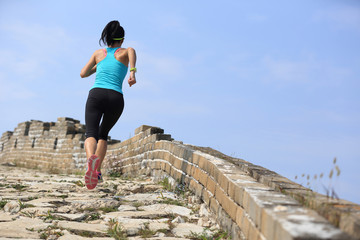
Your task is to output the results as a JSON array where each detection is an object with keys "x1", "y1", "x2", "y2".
[{"x1": 80, "y1": 20, "x2": 137, "y2": 189}]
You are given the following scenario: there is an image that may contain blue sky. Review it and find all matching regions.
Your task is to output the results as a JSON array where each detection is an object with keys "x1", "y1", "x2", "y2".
[{"x1": 0, "y1": 0, "x2": 359, "y2": 203}]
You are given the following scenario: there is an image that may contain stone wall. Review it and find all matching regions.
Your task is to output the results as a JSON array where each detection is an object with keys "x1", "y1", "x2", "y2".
[
  {"x1": 1, "y1": 118, "x2": 359, "y2": 240},
  {"x1": 0, "y1": 117, "x2": 87, "y2": 172}
]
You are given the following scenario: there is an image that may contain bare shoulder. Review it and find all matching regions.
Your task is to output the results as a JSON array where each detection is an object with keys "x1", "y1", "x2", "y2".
[
  {"x1": 126, "y1": 47, "x2": 135, "y2": 52},
  {"x1": 115, "y1": 48, "x2": 129, "y2": 57},
  {"x1": 94, "y1": 49, "x2": 106, "y2": 63},
  {"x1": 94, "y1": 49, "x2": 105, "y2": 56}
]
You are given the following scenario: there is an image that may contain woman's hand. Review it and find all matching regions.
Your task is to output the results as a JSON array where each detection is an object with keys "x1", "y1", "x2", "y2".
[{"x1": 128, "y1": 71, "x2": 136, "y2": 87}]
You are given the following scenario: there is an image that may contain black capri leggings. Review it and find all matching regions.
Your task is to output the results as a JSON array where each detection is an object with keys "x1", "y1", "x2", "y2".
[{"x1": 85, "y1": 88, "x2": 124, "y2": 141}]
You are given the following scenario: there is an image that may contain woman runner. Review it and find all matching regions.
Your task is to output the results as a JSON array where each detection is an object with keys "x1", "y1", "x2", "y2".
[{"x1": 80, "y1": 20, "x2": 137, "y2": 189}]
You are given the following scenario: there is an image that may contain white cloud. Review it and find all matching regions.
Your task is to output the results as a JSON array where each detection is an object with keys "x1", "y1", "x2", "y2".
[
  {"x1": 262, "y1": 56, "x2": 311, "y2": 83},
  {"x1": 0, "y1": 21, "x2": 75, "y2": 71},
  {"x1": 313, "y1": 5, "x2": 360, "y2": 31},
  {"x1": 0, "y1": 49, "x2": 44, "y2": 80},
  {"x1": 261, "y1": 56, "x2": 352, "y2": 86},
  {"x1": 135, "y1": 52, "x2": 186, "y2": 92},
  {"x1": 1, "y1": 22, "x2": 73, "y2": 53},
  {"x1": 142, "y1": 53, "x2": 184, "y2": 76},
  {"x1": 124, "y1": 97, "x2": 209, "y2": 121},
  {"x1": 153, "y1": 13, "x2": 188, "y2": 32},
  {"x1": 0, "y1": 22, "x2": 75, "y2": 100},
  {"x1": 245, "y1": 13, "x2": 268, "y2": 23},
  {"x1": 0, "y1": 73, "x2": 36, "y2": 101}
]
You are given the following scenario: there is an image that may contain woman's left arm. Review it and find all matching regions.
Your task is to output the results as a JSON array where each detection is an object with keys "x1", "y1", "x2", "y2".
[{"x1": 80, "y1": 52, "x2": 97, "y2": 78}]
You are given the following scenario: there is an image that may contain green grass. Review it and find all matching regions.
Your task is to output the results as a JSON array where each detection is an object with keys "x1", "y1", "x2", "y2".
[
  {"x1": 138, "y1": 228, "x2": 156, "y2": 238},
  {"x1": 12, "y1": 183, "x2": 27, "y2": 191},
  {"x1": 38, "y1": 224, "x2": 64, "y2": 239},
  {"x1": 158, "y1": 197, "x2": 185, "y2": 206},
  {"x1": 107, "y1": 219, "x2": 127, "y2": 240},
  {"x1": 187, "y1": 229, "x2": 230, "y2": 240},
  {"x1": 18, "y1": 200, "x2": 35, "y2": 210},
  {"x1": 99, "y1": 206, "x2": 118, "y2": 213},
  {"x1": 132, "y1": 201, "x2": 144, "y2": 210},
  {"x1": 85, "y1": 212, "x2": 101, "y2": 221},
  {"x1": 73, "y1": 180, "x2": 84, "y2": 187},
  {"x1": 0, "y1": 200, "x2": 8, "y2": 209},
  {"x1": 159, "y1": 177, "x2": 172, "y2": 191},
  {"x1": 138, "y1": 222, "x2": 156, "y2": 238}
]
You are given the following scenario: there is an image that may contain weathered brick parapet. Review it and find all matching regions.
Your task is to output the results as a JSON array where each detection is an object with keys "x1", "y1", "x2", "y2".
[
  {"x1": 0, "y1": 117, "x2": 87, "y2": 172},
  {"x1": 1, "y1": 119, "x2": 359, "y2": 240},
  {"x1": 103, "y1": 125, "x2": 360, "y2": 240}
]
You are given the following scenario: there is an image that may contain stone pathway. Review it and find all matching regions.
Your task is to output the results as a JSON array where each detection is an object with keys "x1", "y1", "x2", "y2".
[{"x1": 0, "y1": 165, "x2": 229, "y2": 240}]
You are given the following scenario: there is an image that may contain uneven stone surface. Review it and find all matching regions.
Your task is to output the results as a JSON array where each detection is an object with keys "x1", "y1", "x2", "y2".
[{"x1": 0, "y1": 165, "x2": 225, "y2": 239}]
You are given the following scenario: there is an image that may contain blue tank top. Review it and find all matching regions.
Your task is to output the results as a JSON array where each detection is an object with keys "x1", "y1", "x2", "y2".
[{"x1": 91, "y1": 47, "x2": 128, "y2": 94}]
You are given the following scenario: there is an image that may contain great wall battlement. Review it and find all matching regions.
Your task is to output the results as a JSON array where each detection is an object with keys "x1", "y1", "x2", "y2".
[{"x1": 1, "y1": 117, "x2": 359, "y2": 240}]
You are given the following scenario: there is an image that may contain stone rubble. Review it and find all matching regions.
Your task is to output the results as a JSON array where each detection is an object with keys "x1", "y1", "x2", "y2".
[{"x1": 0, "y1": 165, "x2": 228, "y2": 240}]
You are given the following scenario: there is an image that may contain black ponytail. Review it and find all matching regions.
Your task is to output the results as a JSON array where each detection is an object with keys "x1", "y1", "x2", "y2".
[{"x1": 99, "y1": 20, "x2": 125, "y2": 46}]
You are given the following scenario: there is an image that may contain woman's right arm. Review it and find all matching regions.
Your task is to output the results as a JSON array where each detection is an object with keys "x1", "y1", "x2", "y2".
[{"x1": 80, "y1": 51, "x2": 97, "y2": 78}]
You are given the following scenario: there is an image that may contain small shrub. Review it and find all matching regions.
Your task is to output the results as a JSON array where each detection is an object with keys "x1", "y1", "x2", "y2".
[
  {"x1": 132, "y1": 201, "x2": 144, "y2": 210},
  {"x1": 159, "y1": 177, "x2": 172, "y2": 191},
  {"x1": 85, "y1": 212, "x2": 101, "y2": 221},
  {"x1": 137, "y1": 222, "x2": 156, "y2": 238}
]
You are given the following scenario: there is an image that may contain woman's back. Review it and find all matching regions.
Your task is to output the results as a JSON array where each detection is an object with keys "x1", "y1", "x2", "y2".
[{"x1": 92, "y1": 47, "x2": 128, "y2": 94}]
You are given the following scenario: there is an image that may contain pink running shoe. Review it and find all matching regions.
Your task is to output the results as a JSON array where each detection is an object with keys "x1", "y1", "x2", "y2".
[{"x1": 85, "y1": 155, "x2": 100, "y2": 190}]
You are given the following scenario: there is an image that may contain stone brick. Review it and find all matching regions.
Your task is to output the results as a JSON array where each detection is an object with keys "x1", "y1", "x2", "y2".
[
  {"x1": 173, "y1": 145, "x2": 185, "y2": 158},
  {"x1": 183, "y1": 175, "x2": 191, "y2": 186},
  {"x1": 174, "y1": 168, "x2": 184, "y2": 181},
  {"x1": 180, "y1": 159, "x2": 190, "y2": 174},
  {"x1": 240, "y1": 213, "x2": 252, "y2": 240},
  {"x1": 189, "y1": 179, "x2": 203, "y2": 198},
  {"x1": 168, "y1": 154, "x2": 175, "y2": 166},
  {"x1": 228, "y1": 178, "x2": 237, "y2": 201},
  {"x1": 164, "y1": 162, "x2": 171, "y2": 174},
  {"x1": 217, "y1": 208, "x2": 233, "y2": 234},
  {"x1": 231, "y1": 223, "x2": 245, "y2": 240},
  {"x1": 192, "y1": 166, "x2": 201, "y2": 182},
  {"x1": 173, "y1": 156, "x2": 183, "y2": 170},
  {"x1": 182, "y1": 148, "x2": 193, "y2": 162},
  {"x1": 156, "y1": 134, "x2": 172, "y2": 141},
  {"x1": 260, "y1": 207, "x2": 276, "y2": 240},
  {"x1": 248, "y1": 224, "x2": 263, "y2": 240},
  {"x1": 215, "y1": 184, "x2": 226, "y2": 206},
  {"x1": 206, "y1": 176, "x2": 217, "y2": 195},
  {"x1": 154, "y1": 160, "x2": 161, "y2": 170},
  {"x1": 198, "y1": 155, "x2": 207, "y2": 169},
  {"x1": 160, "y1": 161, "x2": 166, "y2": 171},
  {"x1": 211, "y1": 165, "x2": 222, "y2": 183},
  {"x1": 158, "y1": 151, "x2": 165, "y2": 160},
  {"x1": 191, "y1": 152, "x2": 200, "y2": 165},
  {"x1": 235, "y1": 206, "x2": 245, "y2": 228},
  {"x1": 210, "y1": 197, "x2": 220, "y2": 216},
  {"x1": 185, "y1": 162, "x2": 192, "y2": 175},
  {"x1": 204, "y1": 160, "x2": 215, "y2": 177},
  {"x1": 201, "y1": 188, "x2": 212, "y2": 207},
  {"x1": 218, "y1": 173, "x2": 230, "y2": 196},
  {"x1": 154, "y1": 141, "x2": 162, "y2": 150},
  {"x1": 222, "y1": 194, "x2": 239, "y2": 222},
  {"x1": 198, "y1": 169, "x2": 208, "y2": 187}
]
